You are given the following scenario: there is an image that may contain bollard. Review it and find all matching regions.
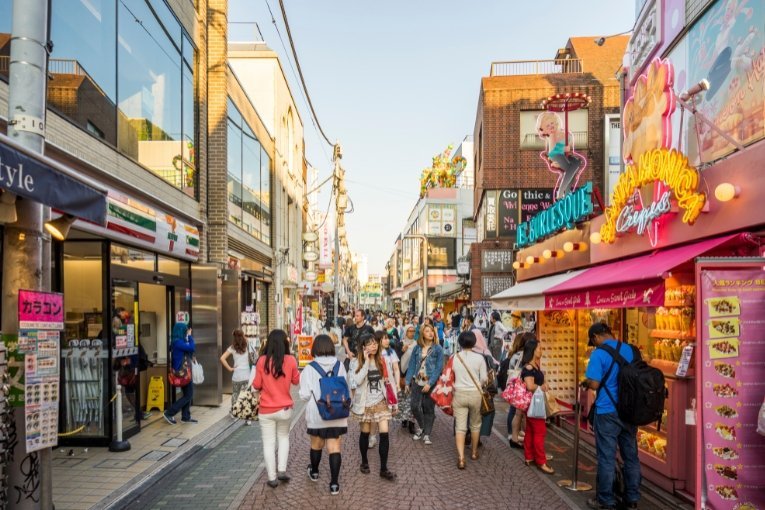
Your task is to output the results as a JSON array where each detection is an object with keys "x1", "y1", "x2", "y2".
[
  {"x1": 557, "y1": 386, "x2": 592, "y2": 491},
  {"x1": 109, "y1": 374, "x2": 131, "y2": 452}
]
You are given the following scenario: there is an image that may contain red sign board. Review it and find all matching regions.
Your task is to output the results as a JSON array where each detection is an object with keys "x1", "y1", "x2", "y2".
[
  {"x1": 545, "y1": 281, "x2": 664, "y2": 310},
  {"x1": 18, "y1": 290, "x2": 64, "y2": 330}
]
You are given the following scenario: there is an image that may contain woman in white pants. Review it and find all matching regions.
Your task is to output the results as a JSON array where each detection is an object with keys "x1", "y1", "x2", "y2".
[{"x1": 253, "y1": 329, "x2": 300, "y2": 488}]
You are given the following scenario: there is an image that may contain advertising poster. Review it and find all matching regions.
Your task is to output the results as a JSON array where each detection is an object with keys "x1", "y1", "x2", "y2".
[
  {"x1": 698, "y1": 268, "x2": 765, "y2": 510},
  {"x1": 297, "y1": 335, "x2": 314, "y2": 368},
  {"x1": 688, "y1": 0, "x2": 765, "y2": 162},
  {"x1": 498, "y1": 189, "x2": 520, "y2": 238},
  {"x1": 520, "y1": 189, "x2": 554, "y2": 223}
]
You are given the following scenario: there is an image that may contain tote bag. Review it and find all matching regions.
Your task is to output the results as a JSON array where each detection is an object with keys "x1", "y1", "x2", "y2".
[{"x1": 527, "y1": 387, "x2": 547, "y2": 419}]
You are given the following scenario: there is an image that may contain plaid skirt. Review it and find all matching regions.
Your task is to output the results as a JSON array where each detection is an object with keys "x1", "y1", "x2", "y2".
[{"x1": 352, "y1": 400, "x2": 392, "y2": 423}]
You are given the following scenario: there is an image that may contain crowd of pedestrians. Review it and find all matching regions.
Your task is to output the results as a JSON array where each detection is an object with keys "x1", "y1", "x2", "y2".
[{"x1": 164, "y1": 307, "x2": 643, "y2": 508}]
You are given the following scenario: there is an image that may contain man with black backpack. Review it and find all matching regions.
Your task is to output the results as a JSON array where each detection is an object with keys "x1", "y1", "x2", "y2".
[{"x1": 581, "y1": 323, "x2": 642, "y2": 510}]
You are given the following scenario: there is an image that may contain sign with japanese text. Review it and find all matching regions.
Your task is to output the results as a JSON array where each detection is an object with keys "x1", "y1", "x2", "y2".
[
  {"x1": 19, "y1": 290, "x2": 64, "y2": 330},
  {"x1": 481, "y1": 250, "x2": 515, "y2": 272},
  {"x1": 482, "y1": 276, "x2": 513, "y2": 299},
  {"x1": 698, "y1": 268, "x2": 765, "y2": 510},
  {"x1": 485, "y1": 191, "x2": 497, "y2": 238}
]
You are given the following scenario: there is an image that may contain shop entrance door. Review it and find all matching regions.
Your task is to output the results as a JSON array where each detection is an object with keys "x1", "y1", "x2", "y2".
[
  {"x1": 138, "y1": 283, "x2": 172, "y2": 422},
  {"x1": 112, "y1": 279, "x2": 141, "y2": 438}
]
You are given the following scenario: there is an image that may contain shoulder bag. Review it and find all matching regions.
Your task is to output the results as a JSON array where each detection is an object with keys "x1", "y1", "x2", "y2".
[
  {"x1": 168, "y1": 355, "x2": 192, "y2": 387},
  {"x1": 456, "y1": 352, "x2": 495, "y2": 416},
  {"x1": 429, "y1": 355, "x2": 455, "y2": 415}
]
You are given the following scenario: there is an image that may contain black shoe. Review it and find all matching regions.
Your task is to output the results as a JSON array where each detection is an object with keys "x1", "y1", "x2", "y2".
[
  {"x1": 277, "y1": 472, "x2": 290, "y2": 482},
  {"x1": 307, "y1": 465, "x2": 319, "y2": 482},
  {"x1": 163, "y1": 412, "x2": 177, "y2": 425},
  {"x1": 266, "y1": 479, "x2": 279, "y2": 488},
  {"x1": 509, "y1": 440, "x2": 523, "y2": 449},
  {"x1": 360, "y1": 463, "x2": 370, "y2": 474},
  {"x1": 380, "y1": 469, "x2": 397, "y2": 481},
  {"x1": 181, "y1": 417, "x2": 198, "y2": 423},
  {"x1": 329, "y1": 483, "x2": 340, "y2": 495},
  {"x1": 586, "y1": 498, "x2": 614, "y2": 510}
]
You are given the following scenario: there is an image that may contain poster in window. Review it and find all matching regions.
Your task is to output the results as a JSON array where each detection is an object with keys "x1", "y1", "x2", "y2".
[
  {"x1": 498, "y1": 189, "x2": 519, "y2": 238},
  {"x1": 427, "y1": 238, "x2": 456, "y2": 269}
]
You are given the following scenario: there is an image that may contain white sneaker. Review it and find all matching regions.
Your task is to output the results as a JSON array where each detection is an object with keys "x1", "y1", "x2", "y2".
[
  {"x1": 412, "y1": 431, "x2": 423, "y2": 441},
  {"x1": 423, "y1": 435, "x2": 432, "y2": 445},
  {"x1": 368, "y1": 435, "x2": 378, "y2": 448},
  {"x1": 245, "y1": 420, "x2": 251, "y2": 426}
]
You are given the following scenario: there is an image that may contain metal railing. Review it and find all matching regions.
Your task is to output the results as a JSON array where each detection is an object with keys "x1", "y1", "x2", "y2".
[
  {"x1": 521, "y1": 131, "x2": 589, "y2": 150},
  {"x1": 490, "y1": 59, "x2": 583, "y2": 77}
]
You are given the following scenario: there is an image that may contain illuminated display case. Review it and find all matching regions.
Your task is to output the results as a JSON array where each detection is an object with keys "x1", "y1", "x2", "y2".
[{"x1": 539, "y1": 310, "x2": 577, "y2": 405}]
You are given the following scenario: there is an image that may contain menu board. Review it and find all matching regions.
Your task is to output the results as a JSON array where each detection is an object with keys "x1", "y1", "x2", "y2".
[
  {"x1": 539, "y1": 310, "x2": 577, "y2": 404},
  {"x1": 699, "y1": 269, "x2": 765, "y2": 510}
]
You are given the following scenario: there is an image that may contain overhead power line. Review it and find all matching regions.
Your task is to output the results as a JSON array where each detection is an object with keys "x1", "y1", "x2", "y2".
[{"x1": 277, "y1": 0, "x2": 334, "y2": 147}]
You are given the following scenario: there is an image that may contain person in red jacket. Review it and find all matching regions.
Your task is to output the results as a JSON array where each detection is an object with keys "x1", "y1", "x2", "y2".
[{"x1": 254, "y1": 329, "x2": 300, "y2": 488}]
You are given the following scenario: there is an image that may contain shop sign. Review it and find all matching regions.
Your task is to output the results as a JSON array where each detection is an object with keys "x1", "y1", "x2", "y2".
[
  {"x1": 482, "y1": 276, "x2": 513, "y2": 299},
  {"x1": 498, "y1": 190, "x2": 519, "y2": 237},
  {"x1": 546, "y1": 280, "x2": 664, "y2": 310},
  {"x1": 628, "y1": 0, "x2": 662, "y2": 83},
  {"x1": 516, "y1": 182, "x2": 593, "y2": 249},
  {"x1": 604, "y1": 115, "x2": 621, "y2": 204},
  {"x1": 481, "y1": 249, "x2": 514, "y2": 272},
  {"x1": 319, "y1": 221, "x2": 332, "y2": 268},
  {"x1": 287, "y1": 265, "x2": 299, "y2": 283},
  {"x1": 485, "y1": 191, "x2": 497, "y2": 238},
  {"x1": 0, "y1": 133, "x2": 108, "y2": 224},
  {"x1": 19, "y1": 290, "x2": 63, "y2": 330},
  {"x1": 600, "y1": 148, "x2": 706, "y2": 246},
  {"x1": 175, "y1": 311, "x2": 189, "y2": 324},
  {"x1": 456, "y1": 260, "x2": 470, "y2": 276},
  {"x1": 427, "y1": 238, "x2": 456, "y2": 269}
]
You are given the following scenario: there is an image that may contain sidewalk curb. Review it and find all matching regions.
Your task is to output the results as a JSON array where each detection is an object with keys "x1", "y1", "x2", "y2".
[
  {"x1": 95, "y1": 414, "x2": 243, "y2": 510},
  {"x1": 226, "y1": 403, "x2": 307, "y2": 510}
]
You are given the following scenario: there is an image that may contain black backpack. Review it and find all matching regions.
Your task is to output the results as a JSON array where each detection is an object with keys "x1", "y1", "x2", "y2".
[{"x1": 598, "y1": 341, "x2": 667, "y2": 427}]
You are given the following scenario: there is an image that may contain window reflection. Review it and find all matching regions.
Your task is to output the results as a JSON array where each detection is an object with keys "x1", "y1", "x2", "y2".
[{"x1": 227, "y1": 98, "x2": 271, "y2": 244}]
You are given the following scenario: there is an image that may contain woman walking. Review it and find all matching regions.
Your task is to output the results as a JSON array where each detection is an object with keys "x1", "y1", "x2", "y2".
[
  {"x1": 405, "y1": 323, "x2": 444, "y2": 445},
  {"x1": 452, "y1": 331, "x2": 487, "y2": 469},
  {"x1": 164, "y1": 323, "x2": 196, "y2": 425},
  {"x1": 299, "y1": 334, "x2": 348, "y2": 495},
  {"x1": 253, "y1": 329, "x2": 301, "y2": 487},
  {"x1": 220, "y1": 329, "x2": 255, "y2": 423},
  {"x1": 351, "y1": 333, "x2": 397, "y2": 481},
  {"x1": 504, "y1": 332, "x2": 533, "y2": 448},
  {"x1": 398, "y1": 324, "x2": 417, "y2": 433},
  {"x1": 521, "y1": 338, "x2": 554, "y2": 474}
]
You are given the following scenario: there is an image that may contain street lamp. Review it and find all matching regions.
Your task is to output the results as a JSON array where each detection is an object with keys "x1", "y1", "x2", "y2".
[{"x1": 403, "y1": 234, "x2": 428, "y2": 317}]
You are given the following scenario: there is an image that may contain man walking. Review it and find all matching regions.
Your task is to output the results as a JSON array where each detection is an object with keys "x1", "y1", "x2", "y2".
[
  {"x1": 342, "y1": 309, "x2": 375, "y2": 371},
  {"x1": 582, "y1": 323, "x2": 640, "y2": 510},
  {"x1": 487, "y1": 311, "x2": 508, "y2": 361}
]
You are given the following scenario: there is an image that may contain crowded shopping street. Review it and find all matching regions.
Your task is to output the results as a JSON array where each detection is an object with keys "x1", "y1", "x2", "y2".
[{"x1": 1, "y1": 0, "x2": 765, "y2": 509}]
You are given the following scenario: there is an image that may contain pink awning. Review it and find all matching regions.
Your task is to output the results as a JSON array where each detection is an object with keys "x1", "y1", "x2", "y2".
[{"x1": 544, "y1": 234, "x2": 744, "y2": 309}]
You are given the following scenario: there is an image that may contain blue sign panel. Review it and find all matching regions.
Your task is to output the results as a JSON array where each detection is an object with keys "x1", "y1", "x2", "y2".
[{"x1": 516, "y1": 182, "x2": 593, "y2": 248}]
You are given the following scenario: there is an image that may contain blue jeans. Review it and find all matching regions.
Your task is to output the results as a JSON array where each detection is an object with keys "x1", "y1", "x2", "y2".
[
  {"x1": 167, "y1": 382, "x2": 194, "y2": 420},
  {"x1": 507, "y1": 405, "x2": 517, "y2": 436},
  {"x1": 594, "y1": 412, "x2": 641, "y2": 506}
]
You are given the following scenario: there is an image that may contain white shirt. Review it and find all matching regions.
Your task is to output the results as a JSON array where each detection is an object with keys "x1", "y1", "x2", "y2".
[
  {"x1": 299, "y1": 356, "x2": 349, "y2": 430},
  {"x1": 227, "y1": 347, "x2": 250, "y2": 382},
  {"x1": 452, "y1": 350, "x2": 487, "y2": 392}
]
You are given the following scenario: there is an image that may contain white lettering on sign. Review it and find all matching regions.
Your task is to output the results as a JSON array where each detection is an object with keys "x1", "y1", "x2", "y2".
[
  {"x1": 615, "y1": 190, "x2": 671, "y2": 238},
  {"x1": 0, "y1": 156, "x2": 35, "y2": 193}
]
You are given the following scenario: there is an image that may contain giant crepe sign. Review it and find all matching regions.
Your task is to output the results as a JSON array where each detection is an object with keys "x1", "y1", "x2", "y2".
[
  {"x1": 516, "y1": 182, "x2": 593, "y2": 248},
  {"x1": 600, "y1": 148, "x2": 706, "y2": 246}
]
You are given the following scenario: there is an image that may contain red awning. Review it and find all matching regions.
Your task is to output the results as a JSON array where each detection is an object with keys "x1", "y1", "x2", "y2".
[{"x1": 544, "y1": 234, "x2": 745, "y2": 309}]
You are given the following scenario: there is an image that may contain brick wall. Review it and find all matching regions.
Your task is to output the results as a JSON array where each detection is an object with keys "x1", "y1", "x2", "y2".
[{"x1": 206, "y1": 0, "x2": 228, "y2": 265}]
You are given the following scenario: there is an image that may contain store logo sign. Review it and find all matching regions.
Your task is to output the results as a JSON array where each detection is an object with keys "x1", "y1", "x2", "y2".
[
  {"x1": 601, "y1": 148, "x2": 706, "y2": 246},
  {"x1": 516, "y1": 182, "x2": 593, "y2": 248}
]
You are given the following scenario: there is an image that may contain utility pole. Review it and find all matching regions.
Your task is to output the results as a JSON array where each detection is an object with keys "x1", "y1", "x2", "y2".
[
  {"x1": 3, "y1": 0, "x2": 52, "y2": 508},
  {"x1": 332, "y1": 143, "x2": 342, "y2": 321}
]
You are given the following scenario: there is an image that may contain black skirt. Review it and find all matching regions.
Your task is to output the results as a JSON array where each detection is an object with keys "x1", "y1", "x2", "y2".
[{"x1": 307, "y1": 426, "x2": 348, "y2": 439}]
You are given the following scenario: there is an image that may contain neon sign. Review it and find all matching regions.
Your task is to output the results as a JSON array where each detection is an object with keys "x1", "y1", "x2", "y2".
[
  {"x1": 600, "y1": 148, "x2": 706, "y2": 245},
  {"x1": 622, "y1": 58, "x2": 675, "y2": 164},
  {"x1": 517, "y1": 182, "x2": 593, "y2": 248}
]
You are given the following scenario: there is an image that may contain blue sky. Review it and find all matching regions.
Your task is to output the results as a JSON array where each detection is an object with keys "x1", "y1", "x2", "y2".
[{"x1": 229, "y1": 0, "x2": 636, "y2": 274}]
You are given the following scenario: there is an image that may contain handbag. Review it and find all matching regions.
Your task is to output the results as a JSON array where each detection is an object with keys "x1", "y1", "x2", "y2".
[
  {"x1": 232, "y1": 388, "x2": 260, "y2": 420},
  {"x1": 382, "y1": 359, "x2": 398, "y2": 406},
  {"x1": 191, "y1": 358, "x2": 204, "y2": 384},
  {"x1": 503, "y1": 377, "x2": 532, "y2": 411},
  {"x1": 168, "y1": 356, "x2": 192, "y2": 387},
  {"x1": 456, "y1": 353, "x2": 495, "y2": 417},
  {"x1": 545, "y1": 390, "x2": 561, "y2": 416},
  {"x1": 429, "y1": 355, "x2": 455, "y2": 416},
  {"x1": 527, "y1": 387, "x2": 547, "y2": 419}
]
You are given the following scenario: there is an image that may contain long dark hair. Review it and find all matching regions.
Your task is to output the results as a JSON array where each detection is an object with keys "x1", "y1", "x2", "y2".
[
  {"x1": 512, "y1": 332, "x2": 535, "y2": 355},
  {"x1": 232, "y1": 329, "x2": 247, "y2": 354},
  {"x1": 520, "y1": 338, "x2": 540, "y2": 366},
  {"x1": 263, "y1": 329, "x2": 289, "y2": 378}
]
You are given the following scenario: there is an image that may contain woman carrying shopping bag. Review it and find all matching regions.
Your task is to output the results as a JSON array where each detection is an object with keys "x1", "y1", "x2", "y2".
[{"x1": 520, "y1": 338, "x2": 554, "y2": 474}]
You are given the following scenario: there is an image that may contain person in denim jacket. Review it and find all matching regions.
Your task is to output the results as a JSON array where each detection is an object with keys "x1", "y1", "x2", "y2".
[{"x1": 405, "y1": 324, "x2": 444, "y2": 445}]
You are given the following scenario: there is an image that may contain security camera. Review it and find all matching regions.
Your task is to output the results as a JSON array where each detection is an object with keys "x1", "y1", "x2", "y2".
[{"x1": 594, "y1": 37, "x2": 606, "y2": 46}]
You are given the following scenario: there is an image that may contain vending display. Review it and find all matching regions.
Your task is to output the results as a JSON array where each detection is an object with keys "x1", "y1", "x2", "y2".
[
  {"x1": 539, "y1": 310, "x2": 577, "y2": 404},
  {"x1": 698, "y1": 268, "x2": 765, "y2": 510}
]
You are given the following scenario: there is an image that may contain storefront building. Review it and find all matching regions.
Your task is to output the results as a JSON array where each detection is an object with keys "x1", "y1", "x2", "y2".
[
  {"x1": 0, "y1": 0, "x2": 217, "y2": 447},
  {"x1": 494, "y1": 1, "x2": 765, "y2": 507}
]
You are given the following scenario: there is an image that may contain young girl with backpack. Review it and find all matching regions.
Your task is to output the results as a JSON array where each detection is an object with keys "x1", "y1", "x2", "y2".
[
  {"x1": 350, "y1": 333, "x2": 397, "y2": 481},
  {"x1": 299, "y1": 334, "x2": 348, "y2": 495}
]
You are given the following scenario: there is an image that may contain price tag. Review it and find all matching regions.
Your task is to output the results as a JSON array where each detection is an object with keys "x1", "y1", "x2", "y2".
[{"x1": 685, "y1": 408, "x2": 696, "y2": 426}]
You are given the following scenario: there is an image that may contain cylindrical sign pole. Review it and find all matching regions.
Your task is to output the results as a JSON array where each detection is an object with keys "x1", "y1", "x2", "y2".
[{"x1": 557, "y1": 386, "x2": 592, "y2": 492}]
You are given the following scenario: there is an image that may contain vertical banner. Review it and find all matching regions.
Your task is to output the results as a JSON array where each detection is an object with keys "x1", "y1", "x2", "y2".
[
  {"x1": 698, "y1": 267, "x2": 765, "y2": 510},
  {"x1": 485, "y1": 190, "x2": 497, "y2": 239},
  {"x1": 604, "y1": 115, "x2": 621, "y2": 203},
  {"x1": 319, "y1": 221, "x2": 331, "y2": 268}
]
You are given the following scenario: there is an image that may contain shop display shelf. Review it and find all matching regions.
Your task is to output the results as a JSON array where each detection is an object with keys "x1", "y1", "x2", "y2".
[
  {"x1": 650, "y1": 330, "x2": 695, "y2": 340},
  {"x1": 638, "y1": 446, "x2": 668, "y2": 463}
]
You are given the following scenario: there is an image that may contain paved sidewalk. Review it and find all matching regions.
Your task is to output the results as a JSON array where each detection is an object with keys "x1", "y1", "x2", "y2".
[
  {"x1": 239, "y1": 410, "x2": 573, "y2": 510},
  {"x1": 53, "y1": 397, "x2": 234, "y2": 510}
]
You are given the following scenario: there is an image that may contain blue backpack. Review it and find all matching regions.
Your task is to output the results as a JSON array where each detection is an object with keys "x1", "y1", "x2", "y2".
[{"x1": 309, "y1": 361, "x2": 351, "y2": 420}]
